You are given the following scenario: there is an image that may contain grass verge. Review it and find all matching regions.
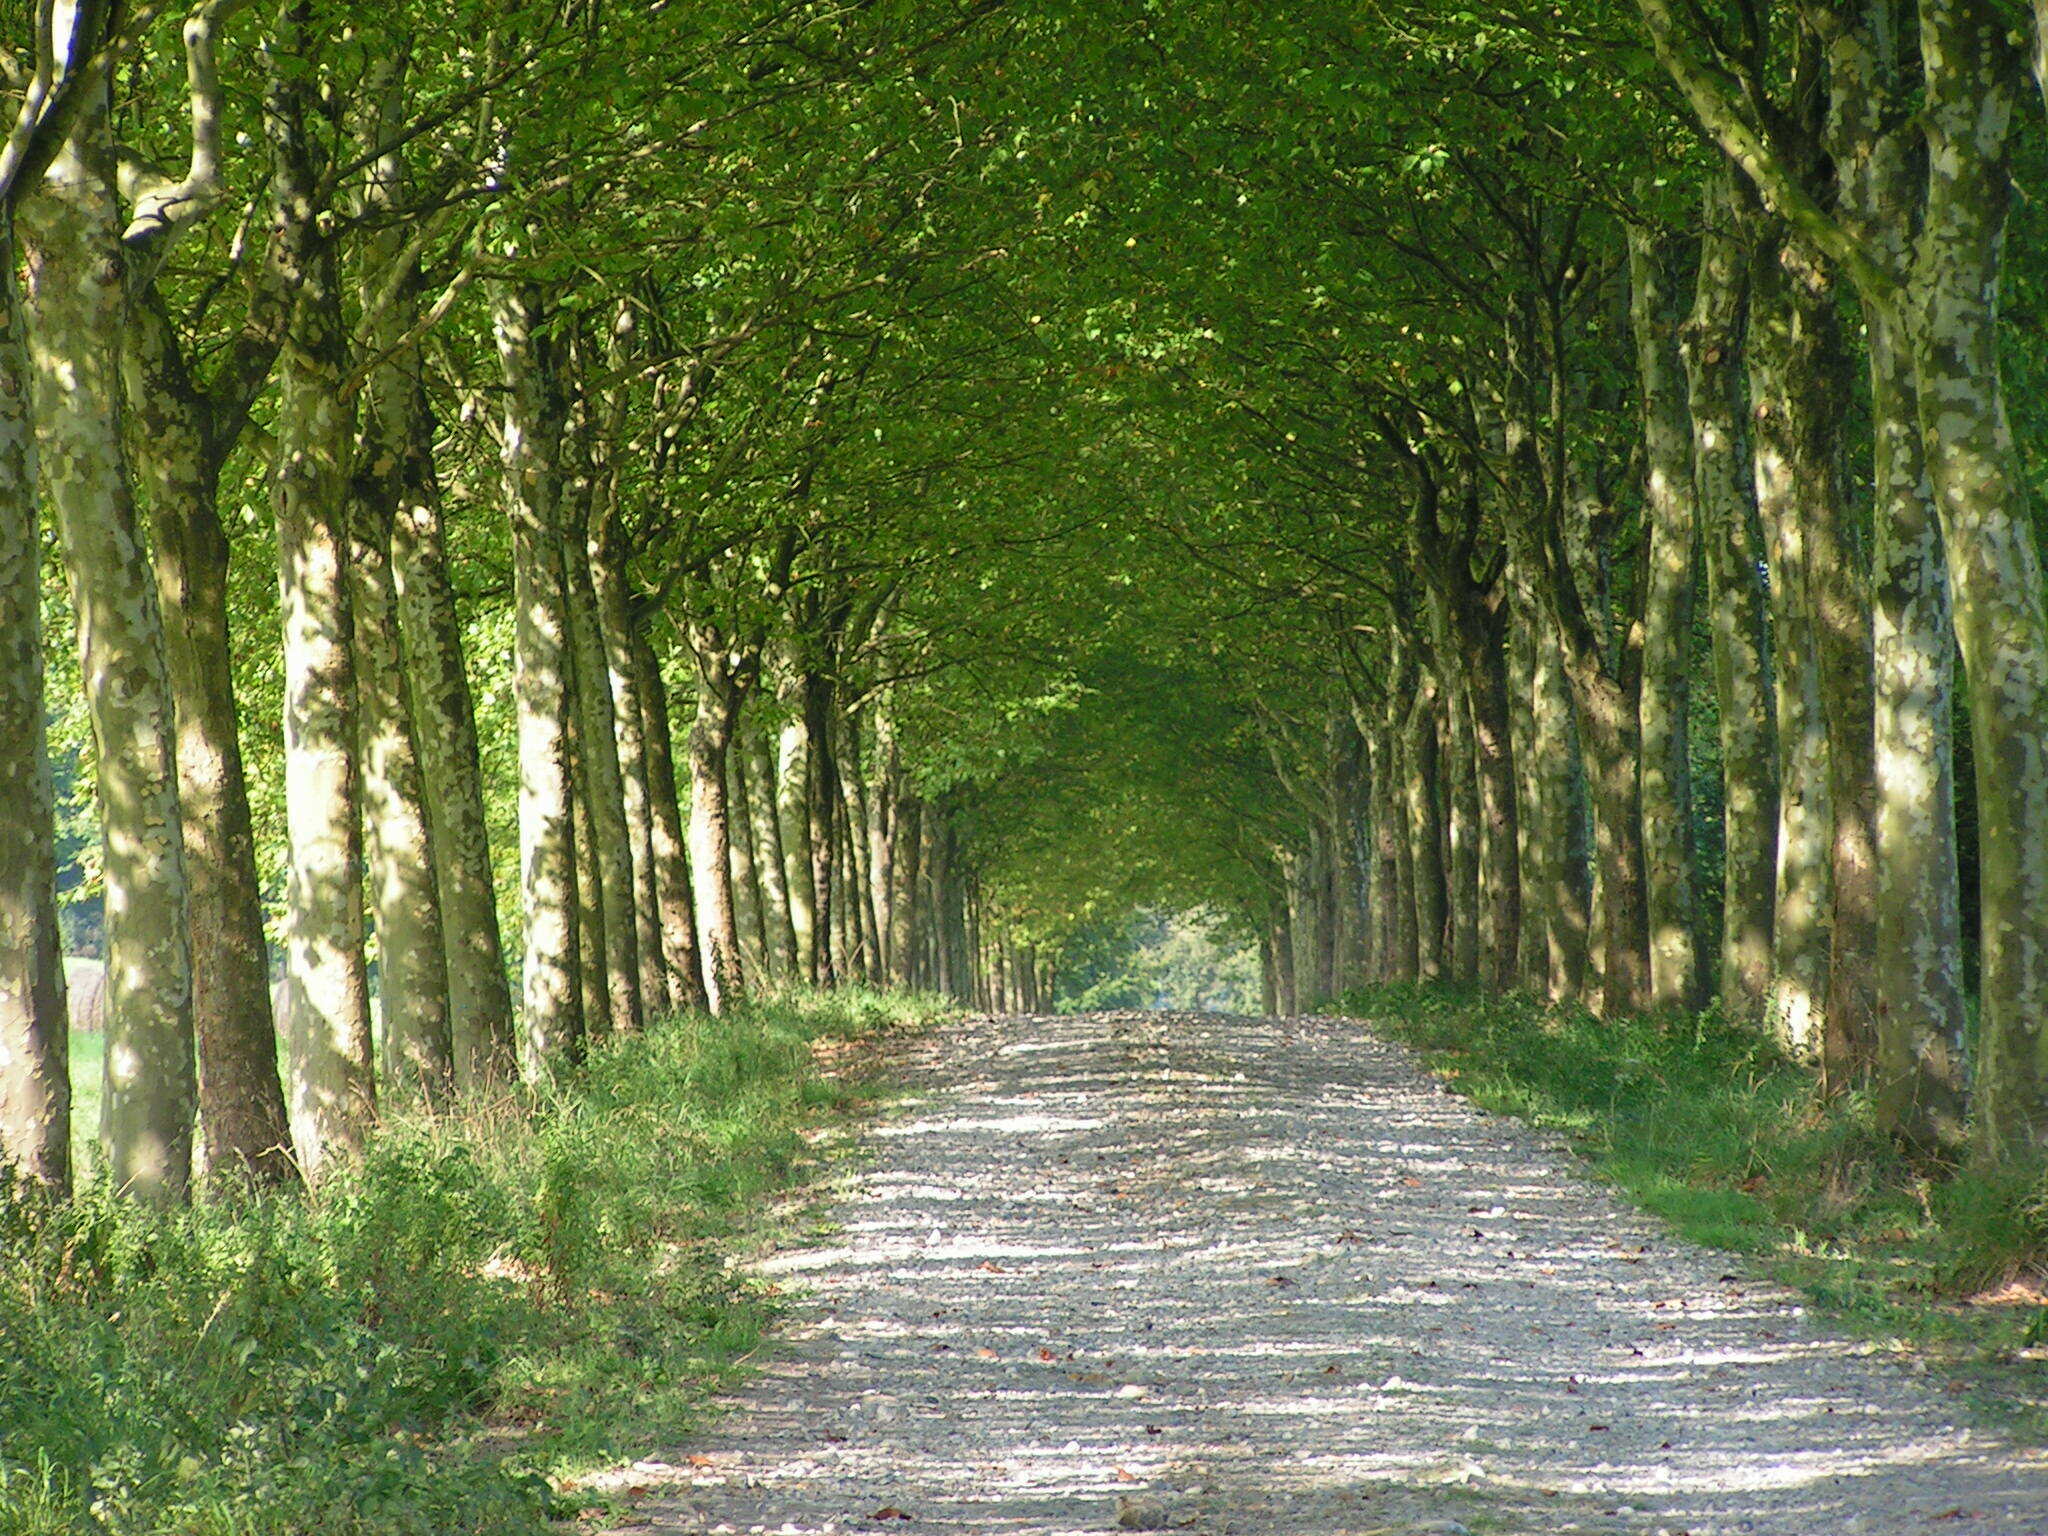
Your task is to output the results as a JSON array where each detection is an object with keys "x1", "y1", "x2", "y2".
[
  {"x1": 0, "y1": 986, "x2": 947, "y2": 1535},
  {"x1": 1339, "y1": 983, "x2": 2048, "y2": 1436}
]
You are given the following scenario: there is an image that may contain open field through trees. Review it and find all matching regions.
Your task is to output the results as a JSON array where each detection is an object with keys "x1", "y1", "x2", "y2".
[{"x1": 9, "y1": 0, "x2": 2048, "y2": 1529}]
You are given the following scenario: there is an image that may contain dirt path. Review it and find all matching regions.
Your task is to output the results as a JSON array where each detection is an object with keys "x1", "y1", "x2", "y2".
[{"x1": 615, "y1": 1011, "x2": 2048, "y2": 1535}]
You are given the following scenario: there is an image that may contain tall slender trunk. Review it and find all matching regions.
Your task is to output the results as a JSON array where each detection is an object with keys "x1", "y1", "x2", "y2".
[
  {"x1": 727, "y1": 729, "x2": 770, "y2": 985},
  {"x1": 592, "y1": 539, "x2": 670, "y2": 1017},
  {"x1": 568, "y1": 708, "x2": 607, "y2": 1040},
  {"x1": 1909, "y1": 3, "x2": 2048, "y2": 1161},
  {"x1": 1749, "y1": 235, "x2": 1836, "y2": 1065},
  {"x1": 347, "y1": 57, "x2": 450, "y2": 1105},
  {"x1": 1763, "y1": 227, "x2": 1878, "y2": 1084},
  {"x1": 0, "y1": 222, "x2": 70, "y2": 1195},
  {"x1": 688, "y1": 653, "x2": 746, "y2": 1011},
  {"x1": 1829, "y1": 18, "x2": 1969, "y2": 1158},
  {"x1": 1571, "y1": 668, "x2": 1652, "y2": 1017},
  {"x1": 389, "y1": 394, "x2": 515, "y2": 1088},
  {"x1": 495, "y1": 281, "x2": 581, "y2": 1074},
  {"x1": 22, "y1": 85, "x2": 196, "y2": 1201},
  {"x1": 563, "y1": 502, "x2": 642, "y2": 1036},
  {"x1": 802, "y1": 670, "x2": 839, "y2": 987},
  {"x1": 776, "y1": 698, "x2": 819, "y2": 981},
  {"x1": 1681, "y1": 180, "x2": 1776, "y2": 1021},
  {"x1": 1271, "y1": 893, "x2": 1297, "y2": 1014},
  {"x1": 125, "y1": 295, "x2": 294, "y2": 1184},
  {"x1": 890, "y1": 795, "x2": 922, "y2": 988},
  {"x1": 1405, "y1": 671, "x2": 1447, "y2": 980},
  {"x1": 632, "y1": 627, "x2": 706, "y2": 1012},
  {"x1": 1530, "y1": 612, "x2": 1588, "y2": 1003},
  {"x1": 350, "y1": 334, "x2": 458, "y2": 1108},
  {"x1": 1442, "y1": 683, "x2": 1481, "y2": 986},
  {"x1": 748, "y1": 724, "x2": 799, "y2": 981},
  {"x1": 1629, "y1": 224, "x2": 1701, "y2": 1009}
]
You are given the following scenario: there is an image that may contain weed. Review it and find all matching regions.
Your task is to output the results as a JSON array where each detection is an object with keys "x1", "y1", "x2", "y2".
[
  {"x1": 0, "y1": 987, "x2": 945, "y2": 1535},
  {"x1": 1338, "y1": 983, "x2": 2048, "y2": 1430}
]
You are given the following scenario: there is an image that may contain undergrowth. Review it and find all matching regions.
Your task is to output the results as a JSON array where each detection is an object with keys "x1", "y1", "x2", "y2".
[
  {"x1": 0, "y1": 987, "x2": 946, "y2": 1535},
  {"x1": 1340, "y1": 983, "x2": 2048, "y2": 1432}
]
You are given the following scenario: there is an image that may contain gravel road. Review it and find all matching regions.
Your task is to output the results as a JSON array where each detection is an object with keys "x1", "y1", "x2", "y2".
[{"x1": 612, "y1": 1010, "x2": 2048, "y2": 1535}]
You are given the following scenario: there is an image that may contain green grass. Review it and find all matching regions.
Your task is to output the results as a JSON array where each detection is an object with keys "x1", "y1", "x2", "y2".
[
  {"x1": 0, "y1": 986, "x2": 948, "y2": 1535},
  {"x1": 68, "y1": 1029, "x2": 101, "y2": 1173},
  {"x1": 1339, "y1": 983, "x2": 2048, "y2": 1434}
]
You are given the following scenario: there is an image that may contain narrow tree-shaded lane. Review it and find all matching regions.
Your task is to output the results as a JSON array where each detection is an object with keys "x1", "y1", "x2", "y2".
[{"x1": 615, "y1": 1012, "x2": 2048, "y2": 1534}]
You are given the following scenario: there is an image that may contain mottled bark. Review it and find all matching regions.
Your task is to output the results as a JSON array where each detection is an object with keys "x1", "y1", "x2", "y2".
[
  {"x1": 1533, "y1": 614, "x2": 1589, "y2": 1003},
  {"x1": 727, "y1": 726, "x2": 770, "y2": 985},
  {"x1": 1404, "y1": 670, "x2": 1447, "y2": 980},
  {"x1": 1830, "y1": 3, "x2": 1968, "y2": 1157},
  {"x1": 1628, "y1": 224, "x2": 1700, "y2": 1009},
  {"x1": 687, "y1": 646, "x2": 747, "y2": 1012},
  {"x1": 748, "y1": 724, "x2": 799, "y2": 981},
  {"x1": 125, "y1": 294, "x2": 293, "y2": 1185},
  {"x1": 567, "y1": 707, "x2": 607, "y2": 1040},
  {"x1": 389, "y1": 410, "x2": 515, "y2": 1088},
  {"x1": 1680, "y1": 182, "x2": 1776, "y2": 1022},
  {"x1": 590, "y1": 537, "x2": 669, "y2": 1018},
  {"x1": 23, "y1": 87, "x2": 196, "y2": 1201},
  {"x1": 0, "y1": 225, "x2": 70, "y2": 1195},
  {"x1": 801, "y1": 670, "x2": 840, "y2": 988},
  {"x1": 776, "y1": 690, "x2": 819, "y2": 981},
  {"x1": 1442, "y1": 683, "x2": 1481, "y2": 987},
  {"x1": 563, "y1": 497, "x2": 642, "y2": 1036},
  {"x1": 272, "y1": 284, "x2": 373, "y2": 1165},
  {"x1": 632, "y1": 627, "x2": 707, "y2": 1012},
  {"x1": 352, "y1": 391, "x2": 452, "y2": 1108},
  {"x1": 889, "y1": 794, "x2": 922, "y2": 990},
  {"x1": 1763, "y1": 226, "x2": 1878, "y2": 1083},
  {"x1": 1749, "y1": 253, "x2": 1833, "y2": 1064},
  {"x1": 494, "y1": 280, "x2": 582, "y2": 1073},
  {"x1": 1909, "y1": 3, "x2": 2048, "y2": 1161}
]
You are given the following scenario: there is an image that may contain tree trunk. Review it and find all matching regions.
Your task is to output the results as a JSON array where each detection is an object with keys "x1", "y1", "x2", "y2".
[
  {"x1": 495, "y1": 281, "x2": 582, "y2": 1073},
  {"x1": 1628, "y1": 223, "x2": 1701, "y2": 1009},
  {"x1": 1749, "y1": 236, "x2": 1836, "y2": 1065},
  {"x1": 389, "y1": 393, "x2": 516, "y2": 1088},
  {"x1": 776, "y1": 701, "x2": 819, "y2": 982},
  {"x1": 351, "y1": 395, "x2": 453, "y2": 1107},
  {"x1": 1830, "y1": 20, "x2": 1969, "y2": 1159},
  {"x1": 1761, "y1": 225, "x2": 1878, "y2": 1084},
  {"x1": 21, "y1": 87, "x2": 197, "y2": 1202},
  {"x1": 592, "y1": 539, "x2": 671, "y2": 1018},
  {"x1": 727, "y1": 726, "x2": 770, "y2": 986},
  {"x1": 801, "y1": 670, "x2": 840, "y2": 987},
  {"x1": 633, "y1": 627, "x2": 707, "y2": 1012},
  {"x1": 890, "y1": 795, "x2": 922, "y2": 988},
  {"x1": 1272, "y1": 894, "x2": 1297, "y2": 1014},
  {"x1": 748, "y1": 723, "x2": 799, "y2": 981},
  {"x1": 1910, "y1": 4, "x2": 2048, "y2": 1162},
  {"x1": 688, "y1": 654, "x2": 746, "y2": 1012},
  {"x1": 1404, "y1": 672, "x2": 1447, "y2": 980},
  {"x1": 1443, "y1": 683, "x2": 1482, "y2": 986},
  {"x1": 568, "y1": 708, "x2": 608, "y2": 1040},
  {"x1": 564, "y1": 508, "x2": 643, "y2": 1036},
  {"x1": 126, "y1": 296, "x2": 294, "y2": 1185},
  {"x1": 1571, "y1": 667, "x2": 1652, "y2": 1018},
  {"x1": 1680, "y1": 180, "x2": 1777, "y2": 1023},
  {"x1": 0, "y1": 222, "x2": 71, "y2": 1196}
]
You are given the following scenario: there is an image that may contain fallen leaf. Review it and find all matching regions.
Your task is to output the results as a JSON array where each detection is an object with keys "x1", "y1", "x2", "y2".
[{"x1": 1037, "y1": 1347, "x2": 1058, "y2": 1361}]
